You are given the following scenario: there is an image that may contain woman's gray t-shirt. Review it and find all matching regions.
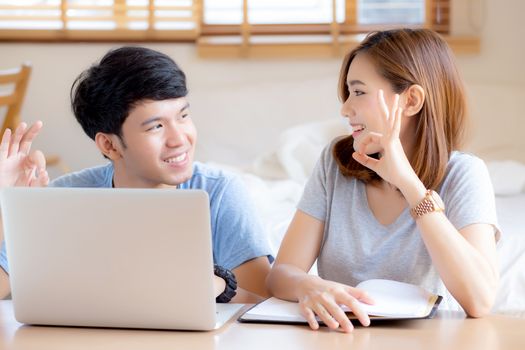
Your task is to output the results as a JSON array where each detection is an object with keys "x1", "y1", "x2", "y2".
[{"x1": 297, "y1": 140, "x2": 500, "y2": 310}]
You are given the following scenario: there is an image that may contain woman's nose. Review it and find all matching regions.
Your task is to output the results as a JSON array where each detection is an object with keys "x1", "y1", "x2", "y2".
[{"x1": 341, "y1": 97, "x2": 354, "y2": 118}]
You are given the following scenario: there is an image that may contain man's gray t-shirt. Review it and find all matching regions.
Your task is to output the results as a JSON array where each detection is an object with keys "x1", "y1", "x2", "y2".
[{"x1": 298, "y1": 140, "x2": 500, "y2": 310}]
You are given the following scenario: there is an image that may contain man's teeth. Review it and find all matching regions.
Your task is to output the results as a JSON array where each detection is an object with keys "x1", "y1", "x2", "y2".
[{"x1": 165, "y1": 153, "x2": 186, "y2": 163}]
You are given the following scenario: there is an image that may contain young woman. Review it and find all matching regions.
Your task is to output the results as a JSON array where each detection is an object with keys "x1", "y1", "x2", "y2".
[{"x1": 266, "y1": 29, "x2": 500, "y2": 333}]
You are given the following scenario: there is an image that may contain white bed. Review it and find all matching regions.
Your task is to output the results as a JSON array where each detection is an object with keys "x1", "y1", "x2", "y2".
[
  {"x1": 493, "y1": 193, "x2": 525, "y2": 316},
  {"x1": 214, "y1": 119, "x2": 525, "y2": 317}
]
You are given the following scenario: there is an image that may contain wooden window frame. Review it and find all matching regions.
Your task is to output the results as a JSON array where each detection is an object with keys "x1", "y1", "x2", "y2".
[
  {"x1": 0, "y1": 1, "x2": 478, "y2": 56},
  {"x1": 0, "y1": 0, "x2": 202, "y2": 42},
  {"x1": 201, "y1": 0, "x2": 450, "y2": 36},
  {"x1": 197, "y1": 0, "x2": 478, "y2": 57}
]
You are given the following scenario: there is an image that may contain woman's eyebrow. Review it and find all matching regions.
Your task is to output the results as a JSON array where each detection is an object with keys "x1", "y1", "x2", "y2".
[
  {"x1": 180, "y1": 102, "x2": 190, "y2": 112},
  {"x1": 347, "y1": 79, "x2": 366, "y2": 86}
]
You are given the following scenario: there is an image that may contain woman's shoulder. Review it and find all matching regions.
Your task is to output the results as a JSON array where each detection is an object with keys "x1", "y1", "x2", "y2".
[
  {"x1": 440, "y1": 151, "x2": 490, "y2": 193},
  {"x1": 446, "y1": 151, "x2": 487, "y2": 174},
  {"x1": 320, "y1": 135, "x2": 347, "y2": 161},
  {"x1": 328, "y1": 135, "x2": 348, "y2": 149},
  {"x1": 313, "y1": 136, "x2": 345, "y2": 172},
  {"x1": 312, "y1": 135, "x2": 362, "y2": 186}
]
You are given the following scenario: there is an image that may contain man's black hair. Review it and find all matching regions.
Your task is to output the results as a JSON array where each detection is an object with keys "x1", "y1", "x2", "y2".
[{"x1": 71, "y1": 46, "x2": 188, "y2": 140}]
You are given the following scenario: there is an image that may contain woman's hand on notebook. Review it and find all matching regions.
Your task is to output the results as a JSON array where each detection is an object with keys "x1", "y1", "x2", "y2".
[
  {"x1": 296, "y1": 275, "x2": 374, "y2": 333},
  {"x1": 0, "y1": 121, "x2": 48, "y2": 188}
]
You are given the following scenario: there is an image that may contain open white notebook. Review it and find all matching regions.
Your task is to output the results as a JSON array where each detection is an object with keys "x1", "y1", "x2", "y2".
[{"x1": 239, "y1": 279, "x2": 442, "y2": 324}]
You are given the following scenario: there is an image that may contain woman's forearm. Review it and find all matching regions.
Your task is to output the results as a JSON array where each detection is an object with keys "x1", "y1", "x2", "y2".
[
  {"x1": 401, "y1": 179, "x2": 498, "y2": 316},
  {"x1": 267, "y1": 263, "x2": 318, "y2": 301},
  {"x1": 417, "y1": 216, "x2": 498, "y2": 316}
]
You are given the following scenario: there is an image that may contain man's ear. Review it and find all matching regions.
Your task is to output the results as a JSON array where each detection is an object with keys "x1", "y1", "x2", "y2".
[
  {"x1": 95, "y1": 132, "x2": 123, "y2": 160},
  {"x1": 402, "y1": 84, "x2": 425, "y2": 117}
]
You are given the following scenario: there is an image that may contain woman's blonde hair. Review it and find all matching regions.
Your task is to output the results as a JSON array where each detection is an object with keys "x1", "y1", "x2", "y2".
[{"x1": 334, "y1": 29, "x2": 467, "y2": 190}]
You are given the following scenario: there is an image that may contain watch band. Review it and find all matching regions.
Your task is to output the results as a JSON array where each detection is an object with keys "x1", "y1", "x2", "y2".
[
  {"x1": 410, "y1": 189, "x2": 445, "y2": 219},
  {"x1": 214, "y1": 264, "x2": 237, "y2": 303}
]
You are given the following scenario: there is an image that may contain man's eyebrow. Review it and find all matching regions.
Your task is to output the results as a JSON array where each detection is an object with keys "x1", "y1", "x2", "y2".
[
  {"x1": 347, "y1": 79, "x2": 366, "y2": 86},
  {"x1": 141, "y1": 117, "x2": 161, "y2": 126},
  {"x1": 140, "y1": 102, "x2": 190, "y2": 126}
]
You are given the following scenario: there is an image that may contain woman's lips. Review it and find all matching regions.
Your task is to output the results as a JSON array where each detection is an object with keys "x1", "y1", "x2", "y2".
[{"x1": 351, "y1": 124, "x2": 365, "y2": 138}]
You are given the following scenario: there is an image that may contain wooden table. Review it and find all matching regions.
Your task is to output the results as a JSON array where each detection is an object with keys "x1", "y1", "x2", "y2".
[{"x1": 0, "y1": 301, "x2": 523, "y2": 350}]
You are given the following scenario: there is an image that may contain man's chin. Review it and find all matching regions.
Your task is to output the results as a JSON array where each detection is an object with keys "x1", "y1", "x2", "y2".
[{"x1": 167, "y1": 170, "x2": 193, "y2": 187}]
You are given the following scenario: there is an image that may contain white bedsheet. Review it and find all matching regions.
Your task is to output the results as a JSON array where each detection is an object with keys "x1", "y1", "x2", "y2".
[{"x1": 494, "y1": 194, "x2": 525, "y2": 316}]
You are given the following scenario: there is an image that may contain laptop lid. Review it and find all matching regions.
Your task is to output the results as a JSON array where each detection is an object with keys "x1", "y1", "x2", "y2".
[{"x1": 0, "y1": 187, "x2": 220, "y2": 330}]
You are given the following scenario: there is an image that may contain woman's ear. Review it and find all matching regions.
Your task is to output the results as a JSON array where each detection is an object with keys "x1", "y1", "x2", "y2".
[
  {"x1": 95, "y1": 132, "x2": 123, "y2": 160},
  {"x1": 402, "y1": 84, "x2": 425, "y2": 117}
]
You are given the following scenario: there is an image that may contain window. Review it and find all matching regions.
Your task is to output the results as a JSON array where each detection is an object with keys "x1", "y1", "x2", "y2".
[
  {"x1": 0, "y1": 1, "x2": 475, "y2": 56},
  {"x1": 0, "y1": 0, "x2": 63, "y2": 30},
  {"x1": 204, "y1": 0, "x2": 345, "y2": 25},
  {"x1": 203, "y1": 0, "x2": 430, "y2": 26},
  {"x1": 358, "y1": 0, "x2": 425, "y2": 25},
  {"x1": 0, "y1": 0, "x2": 200, "y2": 40},
  {"x1": 201, "y1": 0, "x2": 448, "y2": 32}
]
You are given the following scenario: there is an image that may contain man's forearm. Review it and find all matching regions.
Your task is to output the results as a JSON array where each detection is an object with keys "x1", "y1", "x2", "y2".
[{"x1": 0, "y1": 268, "x2": 10, "y2": 299}]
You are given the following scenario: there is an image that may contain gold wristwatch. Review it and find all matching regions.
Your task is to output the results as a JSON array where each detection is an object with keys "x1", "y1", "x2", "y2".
[{"x1": 410, "y1": 190, "x2": 445, "y2": 219}]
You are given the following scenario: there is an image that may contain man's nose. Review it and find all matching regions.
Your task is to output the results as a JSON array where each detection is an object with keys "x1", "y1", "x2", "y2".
[{"x1": 166, "y1": 125, "x2": 185, "y2": 147}]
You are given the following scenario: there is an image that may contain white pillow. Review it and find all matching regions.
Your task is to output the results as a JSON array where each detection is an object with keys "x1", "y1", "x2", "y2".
[
  {"x1": 251, "y1": 119, "x2": 349, "y2": 183},
  {"x1": 493, "y1": 194, "x2": 525, "y2": 316},
  {"x1": 486, "y1": 160, "x2": 525, "y2": 196}
]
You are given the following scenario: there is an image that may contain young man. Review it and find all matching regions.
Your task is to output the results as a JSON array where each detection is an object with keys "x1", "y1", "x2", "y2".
[{"x1": 0, "y1": 47, "x2": 273, "y2": 302}]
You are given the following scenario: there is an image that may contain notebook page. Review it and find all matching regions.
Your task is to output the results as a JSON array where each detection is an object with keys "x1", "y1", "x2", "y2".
[
  {"x1": 351, "y1": 279, "x2": 436, "y2": 318},
  {"x1": 242, "y1": 297, "x2": 308, "y2": 322}
]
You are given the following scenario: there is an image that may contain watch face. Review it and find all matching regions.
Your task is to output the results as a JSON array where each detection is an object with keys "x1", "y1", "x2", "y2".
[{"x1": 430, "y1": 190, "x2": 445, "y2": 210}]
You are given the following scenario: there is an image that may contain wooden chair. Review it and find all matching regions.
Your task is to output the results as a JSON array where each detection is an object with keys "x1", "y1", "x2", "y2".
[{"x1": 0, "y1": 63, "x2": 68, "y2": 173}]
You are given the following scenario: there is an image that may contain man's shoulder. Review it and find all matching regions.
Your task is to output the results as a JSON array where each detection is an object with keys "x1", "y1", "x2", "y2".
[
  {"x1": 187, "y1": 162, "x2": 238, "y2": 190},
  {"x1": 50, "y1": 163, "x2": 114, "y2": 188}
]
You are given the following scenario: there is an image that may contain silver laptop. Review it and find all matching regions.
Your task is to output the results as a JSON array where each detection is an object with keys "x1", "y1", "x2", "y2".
[{"x1": 0, "y1": 187, "x2": 243, "y2": 330}]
